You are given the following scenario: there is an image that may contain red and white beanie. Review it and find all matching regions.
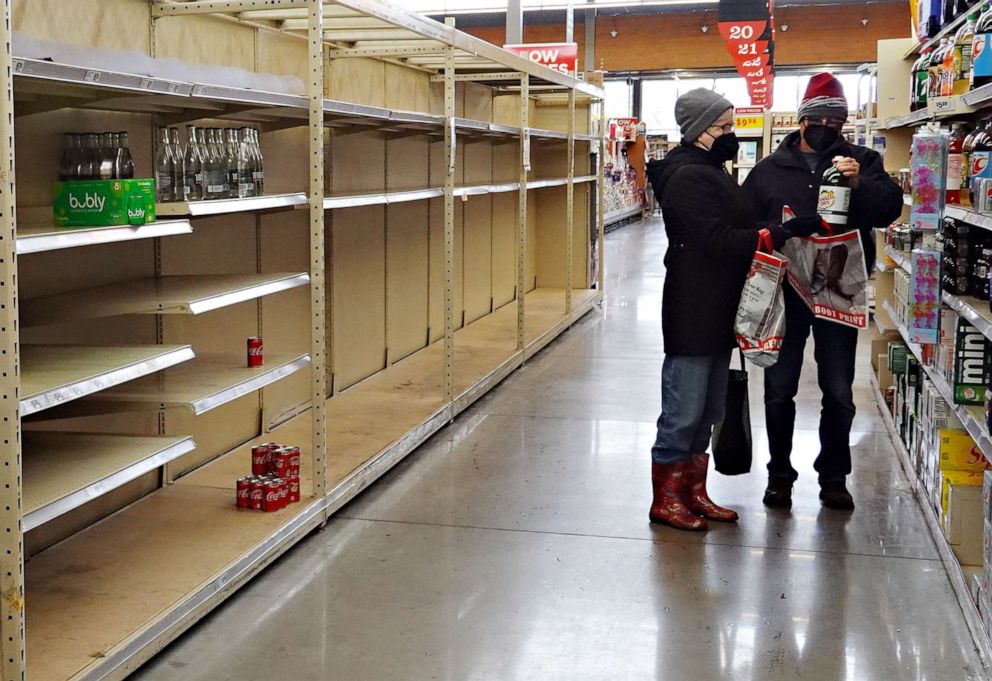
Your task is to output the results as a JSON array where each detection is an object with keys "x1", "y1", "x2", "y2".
[{"x1": 797, "y1": 73, "x2": 848, "y2": 122}]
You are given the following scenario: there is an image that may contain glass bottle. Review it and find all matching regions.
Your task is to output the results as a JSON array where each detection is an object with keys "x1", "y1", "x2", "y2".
[
  {"x1": 115, "y1": 131, "x2": 134, "y2": 180},
  {"x1": 98, "y1": 132, "x2": 116, "y2": 180},
  {"x1": 184, "y1": 125, "x2": 204, "y2": 202},
  {"x1": 205, "y1": 128, "x2": 227, "y2": 200},
  {"x1": 59, "y1": 133, "x2": 77, "y2": 181},
  {"x1": 947, "y1": 123, "x2": 968, "y2": 204},
  {"x1": 238, "y1": 128, "x2": 254, "y2": 198},
  {"x1": 251, "y1": 128, "x2": 264, "y2": 195},
  {"x1": 225, "y1": 128, "x2": 240, "y2": 199},
  {"x1": 155, "y1": 126, "x2": 175, "y2": 203},
  {"x1": 817, "y1": 156, "x2": 852, "y2": 228}
]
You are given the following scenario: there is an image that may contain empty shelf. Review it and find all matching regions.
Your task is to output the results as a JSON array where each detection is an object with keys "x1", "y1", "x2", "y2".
[
  {"x1": 21, "y1": 272, "x2": 310, "y2": 326},
  {"x1": 21, "y1": 345, "x2": 195, "y2": 416},
  {"x1": 23, "y1": 432, "x2": 196, "y2": 532},
  {"x1": 90, "y1": 352, "x2": 311, "y2": 415},
  {"x1": 156, "y1": 193, "x2": 308, "y2": 217},
  {"x1": 16, "y1": 220, "x2": 192, "y2": 255}
]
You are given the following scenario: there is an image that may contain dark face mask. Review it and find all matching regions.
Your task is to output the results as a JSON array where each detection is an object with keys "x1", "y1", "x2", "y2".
[
  {"x1": 708, "y1": 132, "x2": 740, "y2": 162},
  {"x1": 803, "y1": 124, "x2": 841, "y2": 153}
]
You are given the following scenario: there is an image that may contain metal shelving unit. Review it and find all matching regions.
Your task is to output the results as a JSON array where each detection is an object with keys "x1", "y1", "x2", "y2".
[
  {"x1": 21, "y1": 273, "x2": 311, "y2": 326},
  {"x1": 20, "y1": 345, "x2": 195, "y2": 416},
  {"x1": 0, "y1": 1, "x2": 606, "y2": 679}
]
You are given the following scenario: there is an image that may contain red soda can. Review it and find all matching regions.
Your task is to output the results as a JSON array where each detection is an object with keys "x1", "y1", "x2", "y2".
[
  {"x1": 247, "y1": 336, "x2": 264, "y2": 367},
  {"x1": 271, "y1": 447, "x2": 291, "y2": 478},
  {"x1": 288, "y1": 476, "x2": 301, "y2": 504},
  {"x1": 248, "y1": 477, "x2": 265, "y2": 510},
  {"x1": 236, "y1": 477, "x2": 251, "y2": 509},
  {"x1": 262, "y1": 480, "x2": 282, "y2": 512},
  {"x1": 286, "y1": 446, "x2": 301, "y2": 478},
  {"x1": 251, "y1": 443, "x2": 274, "y2": 476},
  {"x1": 278, "y1": 478, "x2": 290, "y2": 508}
]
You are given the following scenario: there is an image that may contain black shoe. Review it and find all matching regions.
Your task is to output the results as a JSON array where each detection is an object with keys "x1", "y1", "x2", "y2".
[
  {"x1": 763, "y1": 478, "x2": 793, "y2": 508},
  {"x1": 819, "y1": 482, "x2": 855, "y2": 510}
]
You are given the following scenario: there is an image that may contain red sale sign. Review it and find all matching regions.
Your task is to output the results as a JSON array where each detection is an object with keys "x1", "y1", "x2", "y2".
[{"x1": 503, "y1": 43, "x2": 579, "y2": 76}]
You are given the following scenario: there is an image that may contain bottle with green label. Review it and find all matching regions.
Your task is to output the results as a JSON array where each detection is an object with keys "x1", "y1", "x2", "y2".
[{"x1": 818, "y1": 156, "x2": 852, "y2": 227}]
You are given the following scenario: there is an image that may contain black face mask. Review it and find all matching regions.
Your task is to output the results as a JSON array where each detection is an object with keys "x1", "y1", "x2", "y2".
[
  {"x1": 708, "y1": 132, "x2": 740, "y2": 162},
  {"x1": 803, "y1": 124, "x2": 841, "y2": 153}
]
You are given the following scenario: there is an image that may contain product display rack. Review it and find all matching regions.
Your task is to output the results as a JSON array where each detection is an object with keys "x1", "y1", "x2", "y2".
[{"x1": 0, "y1": 2, "x2": 605, "y2": 680}]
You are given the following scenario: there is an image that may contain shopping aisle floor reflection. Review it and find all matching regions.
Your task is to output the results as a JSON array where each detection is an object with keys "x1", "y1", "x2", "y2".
[{"x1": 135, "y1": 218, "x2": 983, "y2": 681}]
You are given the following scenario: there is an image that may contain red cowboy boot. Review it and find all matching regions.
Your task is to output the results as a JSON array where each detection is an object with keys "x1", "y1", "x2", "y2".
[
  {"x1": 685, "y1": 453, "x2": 739, "y2": 522},
  {"x1": 650, "y1": 461, "x2": 707, "y2": 531}
]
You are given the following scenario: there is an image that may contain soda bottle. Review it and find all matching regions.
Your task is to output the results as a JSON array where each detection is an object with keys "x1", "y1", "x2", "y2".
[
  {"x1": 930, "y1": 39, "x2": 950, "y2": 99},
  {"x1": 115, "y1": 131, "x2": 134, "y2": 180},
  {"x1": 954, "y1": 10, "x2": 979, "y2": 94},
  {"x1": 169, "y1": 127, "x2": 184, "y2": 201},
  {"x1": 204, "y1": 128, "x2": 227, "y2": 200},
  {"x1": 250, "y1": 128, "x2": 264, "y2": 195},
  {"x1": 971, "y1": 118, "x2": 992, "y2": 196},
  {"x1": 962, "y1": 123, "x2": 980, "y2": 205},
  {"x1": 225, "y1": 129, "x2": 241, "y2": 199},
  {"x1": 155, "y1": 126, "x2": 175, "y2": 203},
  {"x1": 59, "y1": 133, "x2": 78, "y2": 181},
  {"x1": 818, "y1": 156, "x2": 852, "y2": 227},
  {"x1": 972, "y1": 3, "x2": 992, "y2": 89},
  {"x1": 947, "y1": 123, "x2": 968, "y2": 204},
  {"x1": 238, "y1": 128, "x2": 254, "y2": 198},
  {"x1": 929, "y1": 0, "x2": 944, "y2": 37},
  {"x1": 943, "y1": 36, "x2": 958, "y2": 95},
  {"x1": 184, "y1": 125, "x2": 204, "y2": 201},
  {"x1": 944, "y1": 0, "x2": 956, "y2": 26},
  {"x1": 912, "y1": 47, "x2": 934, "y2": 110}
]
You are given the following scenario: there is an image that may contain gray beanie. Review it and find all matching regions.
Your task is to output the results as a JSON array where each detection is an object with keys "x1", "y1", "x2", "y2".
[{"x1": 675, "y1": 88, "x2": 734, "y2": 143}]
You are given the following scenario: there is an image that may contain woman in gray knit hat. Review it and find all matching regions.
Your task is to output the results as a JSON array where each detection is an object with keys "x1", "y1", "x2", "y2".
[{"x1": 644, "y1": 88, "x2": 822, "y2": 531}]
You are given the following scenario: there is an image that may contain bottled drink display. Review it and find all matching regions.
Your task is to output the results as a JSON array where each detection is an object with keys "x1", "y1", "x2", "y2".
[
  {"x1": 947, "y1": 123, "x2": 968, "y2": 203},
  {"x1": 912, "y1": 47, "x2": 934, "y2": 111},
  {"x1": 818, "y1": 156, "x2": 852, "y2": 227},
  {"x1": 183, "y1": 125, "x2": 204, "y2": 201},
  {"x1": 58, "y1": 131, "x2": 135, "y2": 181},
  {"x1": 971, "y1": 118, "x2": 992, "y2": 196},
  {"x1": 155, "y1": 126, "x2": 176, "y2": 203},
  {"x1": 930, "y1": 39, "x2": 951, "y2": 100},
  {"x1": 972, "y1": 3, "x2": 992, "y2": 89},
  {"x1": 156, "y1": 125, "x2": 265, "y2": 203}
]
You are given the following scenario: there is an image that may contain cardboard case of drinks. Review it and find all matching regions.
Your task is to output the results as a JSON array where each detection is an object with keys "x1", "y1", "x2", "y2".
[{"x1": 52, "y1": 179, "x2": 156, "y2": 228}]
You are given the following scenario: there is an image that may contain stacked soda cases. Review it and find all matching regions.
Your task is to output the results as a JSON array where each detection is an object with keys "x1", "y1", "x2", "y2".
[
  {"x1": 236, "y1": 443, "x2": 302, "y2": 512},
  {"x1": 882, "y1": 336, "x2": 990, "y2": 571},
  {"x1": 156, "y1": 125, "x2": 265, "y2": 203}
]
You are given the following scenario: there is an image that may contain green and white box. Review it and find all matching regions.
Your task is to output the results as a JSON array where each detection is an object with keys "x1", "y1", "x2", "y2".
[{"x1": 53, "y1": 179, "x2": 156, "y2": 227}]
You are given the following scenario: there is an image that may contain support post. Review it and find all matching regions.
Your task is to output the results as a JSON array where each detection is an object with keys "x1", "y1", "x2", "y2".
[
  {"x1": 443, "y1": 19, "x2": 456, "y2": 405},
  {"x1": 597, "y1": 98, "x2": 606, "y2": 293},
  {"x1": 0, "y1": 0, "x2": 24, "y2": 677},
  {"x1": 517, "y1": 75, "x2": 529, "y2": 351},
  {"x1": 584, "y1": 4, "x2": 596, "y2": 73},
  {"x1": 506, "y1": 0, "x2": 523, "y2": 44},
  {"x1": 308, "y1": 0, "x2": 328, "y2": 510},
  {"x1": 565, "y1": 87, "x2": 575, "y2": 314}
]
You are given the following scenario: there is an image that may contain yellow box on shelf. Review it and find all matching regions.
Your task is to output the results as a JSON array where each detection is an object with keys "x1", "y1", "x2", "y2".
[{"x1": 940, "y1": 429, "x2": 991, "y2": 472}]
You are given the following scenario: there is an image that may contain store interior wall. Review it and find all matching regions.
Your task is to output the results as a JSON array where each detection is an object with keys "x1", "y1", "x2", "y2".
[{"x1": 463, "y1": 2, "x2": 911, "y2": 71}]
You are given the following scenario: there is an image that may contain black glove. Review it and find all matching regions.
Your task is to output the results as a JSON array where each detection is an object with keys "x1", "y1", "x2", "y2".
[
  {"x1": 784, "y1": 215, "x2": 826, "y2": 238},
  {"x1": 765, "y1": 223, "x2": 791, "y2": 250}
]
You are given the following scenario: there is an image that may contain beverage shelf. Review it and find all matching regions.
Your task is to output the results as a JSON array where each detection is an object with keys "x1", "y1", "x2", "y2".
[
  {"x1": 884, "y1": 245, "x2": 911, "y2": 273},
  {"x1": 156, "y1": 193, "x2": 307, "y2": 218},
  {"x1": 941, "y1": 291, "x2": 992, "y2": 343},
  {"x1": 530, "y1": 128, "x2": 569, "y2": 140},
  {"x1": 87, "y1": 352, "x2": 311, "y2": 416},
  {"x1": 963, "y1": 83, "x2": 992, "y2": 108},
  {"x1": 20, "y1": 345, "x2": 195, "y2": 416},
  {"x1": 22, "y1": 432, "x2": 196, "y2": 532},
  {"x1": 21, "y1": 273, "x2": 310, "y2": 327},
  {"x1": 527, "y1": 178, "x2": 568, "y2": 189},
  {"x1": 15, "y1": 220, "x2": 192, "y2": 255},
  {"x1": 945, "y1": 204, "x2": 992, "y2": 232},
  {"x1": 884, "y1": 109, "x2": 932, "y2": 130},
  {"x1": 904, "y1": 12, "x2": 972, "y2": 59},
  {"x1": 322, "y1": 188, "x2": 444, "y2": 209}
]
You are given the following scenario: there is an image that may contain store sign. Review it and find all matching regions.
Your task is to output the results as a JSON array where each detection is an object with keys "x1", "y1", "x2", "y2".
[
  {"x1": 609, "y1": 117, "x2": 639, "y2": 141},
  {"x1": 718, "y1": 0, "x2": 775, "y2": 109},
  {"x1": 734, "y1": 107, "x2": 765, "y2": 134},
  {"x1": 503, "y1": 42, "x2": 579, "y2": 75}
]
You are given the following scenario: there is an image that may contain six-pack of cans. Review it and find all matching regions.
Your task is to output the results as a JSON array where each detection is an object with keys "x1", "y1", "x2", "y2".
[{"x1": 236, "y1": 443, "x2": 302, "y2": 512}]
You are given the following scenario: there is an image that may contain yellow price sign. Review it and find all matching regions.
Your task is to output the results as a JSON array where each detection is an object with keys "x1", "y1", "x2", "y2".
[{"x1": 734, "y1": 107, "x2": 765, "y2": 133}]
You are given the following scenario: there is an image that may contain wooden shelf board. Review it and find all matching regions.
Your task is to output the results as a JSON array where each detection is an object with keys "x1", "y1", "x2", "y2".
[
  {"x1": 21, "y1": 345, "x2": 195, "y2": 416},
  {"x1": 22, "y1": 273, "x2": 310, "y2": 327},
  {"x1": 22, "y1": 432, "x2": 196, "y2": 532},
  {"x1": 15, "y1": 220, "x2": 192, "y2": 255},
  {"x1": 89, "y1": 353, "x2": 312, "y2": 415}
]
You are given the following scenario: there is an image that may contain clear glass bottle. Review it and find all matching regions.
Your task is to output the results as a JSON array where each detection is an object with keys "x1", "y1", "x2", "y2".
[
  {"x1": 115, "y1": 131, "x2": 134, "y2": 180},
  {"x1": 155, "y1": 126, "x2": 176, "y2": 202},
  {"x1": 224, "y1": 129, "x2": 240, "y2": 199},
  {"x1": 184, "y1": 125, "x2": 204, "y2": 202},
  {"x1": 98, "y1": 132, "x2": 116, "y2": 180},
  {"x1": 59, "y1": 133, "x2": 78, "y2": 181},
  {"x1": 237, "y1": 128, "x2": 254, "y2": 198},
  {"x1": 205, "y1": 128, "x2": 227, "y2": 200},
  {"x1": 251, "y1": 128, "x2": 264, "y2": 195}
]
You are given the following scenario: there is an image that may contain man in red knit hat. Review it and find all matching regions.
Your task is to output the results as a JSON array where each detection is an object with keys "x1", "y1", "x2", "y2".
[{"x1": 743, "y1": 73, "x2": 903, "y2": 510}]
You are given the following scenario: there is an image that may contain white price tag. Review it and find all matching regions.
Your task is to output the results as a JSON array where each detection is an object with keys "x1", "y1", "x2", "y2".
[
  {"x1": 84, "y1": 70, "x2": 101, "y2": 83},
  {"x1": 448, "y1": 118, "x2": 457, "y2": 173},
  {"x1": 12, "y1": 59, "x2": 24, "y2": 73}
]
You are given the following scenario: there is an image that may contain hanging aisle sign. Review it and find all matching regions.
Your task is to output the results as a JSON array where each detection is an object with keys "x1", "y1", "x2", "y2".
[
  {"x1": 719, "y1": 0, "x2": 775, "y2": 109},
  {"x1": 503, "y1": 43, "x2": 579, "y2": 76}
]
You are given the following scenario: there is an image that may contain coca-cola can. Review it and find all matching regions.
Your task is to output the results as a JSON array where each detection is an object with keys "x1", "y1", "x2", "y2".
[
  {"x1": 271, "y1": 447, "x2": 291, "y2": 478},
  {"x1": 286, "y1": 446, "x2": 301, "y2": 478},
  {"x1": 262, "y1": 480, "x2": 282, "y2": 512},
  {"x1": 251, "y1": 443, "x2": 275, "y2": 476},
  {"x1": 278, "y1": 478, "x2": 290, "y2": 508},
  {"x1": 247, "y1": 336, "x2": 264, "y2": 367},
  {"x1": 288, "y1": 476, "x2": 301, "y2": 504},
  {"x1": 248, "y1": 477, "x2": 265, "y2": 510},
  {"x1": 236, "y1": 477, "x2": 251, "y2": 509}
]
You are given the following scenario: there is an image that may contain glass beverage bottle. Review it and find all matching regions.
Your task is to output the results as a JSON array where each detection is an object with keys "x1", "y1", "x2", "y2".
[
  {"x1": 155, "y1": 126, "x2": 176, "y2": 203},
  {"x1": 947, "y1": 123, "x2": 968, "y2": 204},
  {"x1": 184, "y1": 125, "x2": 204, "y2": 201},
  {"x1": 818, "y1": 156, "x2": 852, "y2": 228}
]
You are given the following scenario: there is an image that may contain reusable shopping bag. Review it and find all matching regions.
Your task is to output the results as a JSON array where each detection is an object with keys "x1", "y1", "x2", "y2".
[
  {"x1": 734, "y1": 250, "x2": 788, "y2": 368},
  {"x1": 711, "y1": 350, "x2": 752, "y2": 476}
]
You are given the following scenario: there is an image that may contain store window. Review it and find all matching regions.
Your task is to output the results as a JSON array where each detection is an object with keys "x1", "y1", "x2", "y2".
[{"x1": 604, "y1": 80, "x2": 633, "y2": 120}]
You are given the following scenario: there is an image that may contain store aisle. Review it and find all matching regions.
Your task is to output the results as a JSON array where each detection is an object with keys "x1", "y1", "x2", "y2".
[{"x1": 136, "y1": 217, "x2": 983, "y2": 681}]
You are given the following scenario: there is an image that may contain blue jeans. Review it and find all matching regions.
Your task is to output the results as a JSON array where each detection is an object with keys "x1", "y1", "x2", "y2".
[
  {"x1": 652, "y1": 350, "x2": 732, "y2": 465},
  {"x1": 765, "y1": 287, "x2": 858, "y2": 484}
]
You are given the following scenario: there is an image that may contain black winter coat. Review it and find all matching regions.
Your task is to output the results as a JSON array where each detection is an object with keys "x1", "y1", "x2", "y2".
[
  {"x1": 742, "y1": 131, "x2": 904, "y2": 272},
  {"x1": 647, "y1": 144, "x2": 761, "y2": 356}
]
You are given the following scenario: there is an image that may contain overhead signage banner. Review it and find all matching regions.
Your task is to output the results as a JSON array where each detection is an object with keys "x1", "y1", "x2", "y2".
[
  {"x1": 718, "y1": 0, "x2": 774, "y2": 109},
  {"x1": 503, "y1": 42, "x2": 579, "y2": 76}
]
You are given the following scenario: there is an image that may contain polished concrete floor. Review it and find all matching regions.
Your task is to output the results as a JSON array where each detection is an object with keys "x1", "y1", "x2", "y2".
[{"x1": 136, "y1": 218, "x2": 985, "y2": 681}]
